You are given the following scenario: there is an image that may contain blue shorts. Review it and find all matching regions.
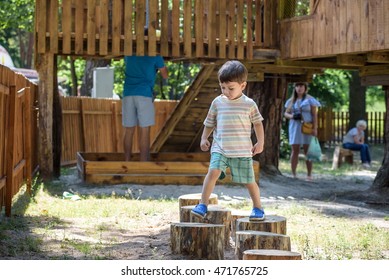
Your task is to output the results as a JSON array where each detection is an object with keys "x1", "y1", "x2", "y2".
[
  {"x1": 209, "y1": 152, "x2": 255, "y2": 184},
  {"x1": 122, "y1": 96, "x2": 155, "y2": 127}
]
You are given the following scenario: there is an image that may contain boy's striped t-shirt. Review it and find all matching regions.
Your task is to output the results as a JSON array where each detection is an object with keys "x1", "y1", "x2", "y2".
[{"x1": 204, "y1": 94, "x2": 263, "y2": 157}]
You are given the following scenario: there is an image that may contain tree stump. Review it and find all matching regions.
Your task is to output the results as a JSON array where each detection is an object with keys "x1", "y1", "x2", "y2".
[
  {"x1": 243, "y1": 249, "x2": 302, "y2": 260},
  {"x1": 230, "y1": 210, "x2": 251, "y2": 240},
  {"x1": 235, "y1": 231, "x2": 291, "y2": 260},
  {"x1": 178, "y1": 193, "x2": 218, "y2": 220},
  {"x1": 180, "y1": 205, "x2": 231, "y2": 248},
  {"x1": 236, "y1": 215, "x2": 287, "y2": 235},
  {"x1": 170, "y1": 222, "x2": 224, "y2": 260}
]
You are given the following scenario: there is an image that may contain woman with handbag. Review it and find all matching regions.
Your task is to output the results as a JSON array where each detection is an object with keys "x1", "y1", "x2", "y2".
[{"x1": 284, "y1": 82, "x2": 321, "y2": 180}]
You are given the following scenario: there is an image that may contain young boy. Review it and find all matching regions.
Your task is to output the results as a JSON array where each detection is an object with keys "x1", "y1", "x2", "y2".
[{"x1": 191, "y1": 60, "x2": 265, "y2": 221}]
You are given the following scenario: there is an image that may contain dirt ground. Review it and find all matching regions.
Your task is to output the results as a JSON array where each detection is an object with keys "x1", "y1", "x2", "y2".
[{"x1": 51, "y1": 165, "x2": 389, "y2": 260}]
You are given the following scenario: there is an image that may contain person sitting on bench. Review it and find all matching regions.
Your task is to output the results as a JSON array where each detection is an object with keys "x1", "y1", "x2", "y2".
[{"x1": 342, "y1": 120, "x2": 371, "y2": 168}]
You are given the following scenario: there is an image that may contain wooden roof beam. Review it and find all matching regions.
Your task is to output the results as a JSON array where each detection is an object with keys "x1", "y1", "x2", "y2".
[
  {"x1": 359, "y1": 65, "x2": 389, "y2": 77},
  {"x1": 336, "y1": 54, "x2": 366, "y2": 67},
  {"x1": 246, "y1": 64, "x2": 323, "y2": 75},
  {"x1": 275, "y1": 59, "x2": 356, "y2": 70},
  {"x1": 366, "y1": 52, "x2": 389, "y2": 63}
]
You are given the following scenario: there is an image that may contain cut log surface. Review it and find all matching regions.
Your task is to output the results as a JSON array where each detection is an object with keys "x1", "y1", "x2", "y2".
[
  {"x1": 230, "y1": 210, "x2": 251, "y2": 239},
  {"x1": 243, "y1": 249, "x2": 302, "y2": 260},
  {"x1": 235, "y1": 231, "x2": 291, "y2": 260},
  {"x1": 178, "y1": 193, "x2": 218, "y2": 215},
  {"x1": 180, "y1": 204, "x2": 231, "y2": 248},
  {"x1": 170, "y1": 222, "x2": 224, "y2": 260},
  {"x1": 236, "y1": 215, "x2": 287, "y2": 235}
]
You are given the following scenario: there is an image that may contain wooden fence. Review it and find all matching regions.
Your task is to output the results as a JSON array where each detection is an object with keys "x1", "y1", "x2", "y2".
[
  {"x1": 0, "y1": 65, "x2": 39, "y2": 217},
  {"x1": 329, "y1": 111, "x2": 386, "y2": 145},
  {"x1": 35, "y1": 0, "x2": 278, "y2": 60},
  {"x1": 61, "y1": 97, "x2": 178, "y2": 165},
  {"x1": 61, "y1": 98, "x2": 386, "y2": 165}
]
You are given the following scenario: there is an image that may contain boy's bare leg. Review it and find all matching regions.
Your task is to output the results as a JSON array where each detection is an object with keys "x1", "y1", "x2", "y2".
[
  {"x1": 200, "y1": 169, "x2": 222, "y2": 205},
  {"x1": 245, "y1": 182, "x2": 262, "y2": 208}
]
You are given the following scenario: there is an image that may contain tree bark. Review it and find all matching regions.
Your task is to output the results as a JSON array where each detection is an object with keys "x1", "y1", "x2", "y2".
[
  {"x1": 247, "y1": 77, "x2": 286, "y2": 175},
  {"x1": 80, "y1": 59, "x2": 110, "y2": 96},
  {"x1": 236, "y1": 216, "x2": 287, "y2": 235},
  {"x1": 52, "y1": 55, "x2": 62, "y2": 178},
  {"x1": 371, "y1": 87, "x2": 389, "y2": 192},
  {"x1": 235, "y1": 231, "x2": 291, "y2": 260},
  {"x1": 170, "y1": 222, "x2": 224, "y2": 259},
  {"x1": 35, "y1": 53, "x2": 55, "y2": 180}
]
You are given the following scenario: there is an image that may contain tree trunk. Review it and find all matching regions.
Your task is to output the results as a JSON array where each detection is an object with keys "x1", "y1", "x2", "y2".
[
  {"x1": 80, "y1": 59, "x2": 110, "y2": 96},
  {"x1": 349, "y1": 71, "x2": 366, "y2": 132},
  {"x1": 235, "y1": 231, "x2": 291, "y2": 260},
  {"x1": 236, "y1": 216, "x2": 287, "y2": 235},
  {"x1": 53, "y1": 55, "x2": 62, "y2": 178},
  {"x1": 170, "y1": 222, "x2": 224, "y2": 259},
  {"x1": 243, "y1": 249, "x2": 302, "y2": 260},
  {"x1": 371, "y1": 87, "x2": 389, "y2": 192},
  {"x1": 70, "y1": 58, "x2": 78, "y2": 96},
  {"x1": 247, "y1": 77, "x2": 286, "y2": 175},
  {"x1": 35, "y1": 53, "x2": 55, "y2": 180}
]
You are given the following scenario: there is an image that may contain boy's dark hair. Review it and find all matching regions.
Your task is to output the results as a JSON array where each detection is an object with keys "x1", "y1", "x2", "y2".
[{"x1": 218, "y1": 60, "x2": 248, "y2": 84}]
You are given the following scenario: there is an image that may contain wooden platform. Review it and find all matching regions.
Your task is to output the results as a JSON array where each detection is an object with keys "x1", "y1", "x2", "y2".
[{"x1": 77, "y1": 152, "x2": 259, "y2": 185}]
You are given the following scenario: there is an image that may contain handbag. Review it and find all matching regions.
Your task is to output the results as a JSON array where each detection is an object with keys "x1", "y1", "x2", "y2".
[
  {"x1": 300, "y1": 103, "x2": 313, "y2": 135},
  {"x1": 301, "y1": 122, "x2": 313, "y2": 134}
]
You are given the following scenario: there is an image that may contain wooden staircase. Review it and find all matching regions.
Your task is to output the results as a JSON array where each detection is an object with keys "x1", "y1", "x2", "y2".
[{"x1": 151, "y1": 63, "x2": 222, "y2": 153}]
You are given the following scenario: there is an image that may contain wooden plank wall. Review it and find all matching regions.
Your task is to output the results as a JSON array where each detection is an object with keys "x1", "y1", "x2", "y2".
[
  {"x1": 61, "y1": 97, "x2": 178, "y2": 165},
  {"x1": 280, "y1": 0, "x2": 389, "y2": 59},
  {"x1": 0, "y1": 65, "x2": 38, "y2": 216},
  {"x1": 34, "y1": 0, "x2": 275, "y2": 60}
]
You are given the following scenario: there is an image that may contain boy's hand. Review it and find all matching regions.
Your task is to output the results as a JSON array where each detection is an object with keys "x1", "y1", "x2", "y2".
[
  {"x1": 252, "y1": 142, "x2": 264, "y2": 155},
  {"x1": 200, "y1": 139, "x2": 211, "y2": 151}
]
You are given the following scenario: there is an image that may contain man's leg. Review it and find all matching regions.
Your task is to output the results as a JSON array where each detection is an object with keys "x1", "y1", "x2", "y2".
[
  {"x1": 139, "y1": 126, "x2": 150, "y2": 161},
  {"x1": 124, "y1": 127, "x2": 136, "y2": 161}
]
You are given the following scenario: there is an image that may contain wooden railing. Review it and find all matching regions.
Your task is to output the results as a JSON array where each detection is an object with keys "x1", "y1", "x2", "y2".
[
  {"x1": 0, "y1": 65, "x2": 39, "y2": 217},
  {"x1": 35, "y1": 0, "x2": 279, "y2": 60}
]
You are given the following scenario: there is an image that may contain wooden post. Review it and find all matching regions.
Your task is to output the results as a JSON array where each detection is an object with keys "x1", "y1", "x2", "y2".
[
  {"x1": 170, "y1": 222, "x2": 225, "y2": 259},
  {"x1": 243, "y1": 249, "x2": 302, "y2": 260},
  {"x1": 178, "y1": 193, "x2": 218, "y2": 219},
  {"x1": 181, "y1": 204, "x2": 232, "y2": 248},
  {"x1": 236, "y1": 216, "x2": 287, "y2": 235},
  {"x1": 230, "y1": 210, "x2": 251, "y2": 240},
  {"x1": 235, "y1": 231, "x2": 291, "y2": 259},
  {"x1": 35, "y1": 53, "x2": 55, "y2": 180},
  {"x1": 5, "y1": 85, "x2": 17, "y2": 217},
  {"x1": 24, "y1": 87, "x2": 32, "y2": 194}
]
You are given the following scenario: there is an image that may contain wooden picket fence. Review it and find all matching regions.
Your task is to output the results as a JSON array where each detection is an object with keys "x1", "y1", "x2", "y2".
[
  {"x1": 61, "y1": 97, "x2": 178, "y2": 165},
  {"x1": 0, "y1": 65, "x2": 39, "y2": 217},
  {"x1": 330, "y1": 111, "x2": 386, "y2": 145}
]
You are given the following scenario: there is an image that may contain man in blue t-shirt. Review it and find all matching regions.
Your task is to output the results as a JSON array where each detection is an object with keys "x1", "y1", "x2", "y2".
[{"x1": 122, "y1": 55, "x2": 168, "y2": 161}]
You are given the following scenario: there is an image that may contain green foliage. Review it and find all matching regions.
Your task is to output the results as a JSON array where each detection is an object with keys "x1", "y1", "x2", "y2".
[
  {"x1": 154, "y1": 61, "x2": 201, "y2": 100},
  {"x1": 0, "y1": 0, "x2": 35, "y2": 67},
  {"x1": 308, "y1": 69, "x2": 351, "y2": 110},
  {"x1": 0, "y1": 0, "x2": 34, "y2": 31},
  {"x1": 57, "y1": 57, "x2": 86, "y2": 96},
  {"x1": 366, "y1": 86, "x2": 385, "y2": 112}
]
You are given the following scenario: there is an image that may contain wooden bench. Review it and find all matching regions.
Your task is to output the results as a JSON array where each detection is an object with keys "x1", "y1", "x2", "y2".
[{"x1": 332, "y1": 146, "x2": 354, "y2": 169}]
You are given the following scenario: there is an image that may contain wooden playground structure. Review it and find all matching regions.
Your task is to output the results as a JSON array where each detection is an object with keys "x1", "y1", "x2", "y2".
[{"x1": 1, "y1": 0, "x2": 389, "y2": 259}]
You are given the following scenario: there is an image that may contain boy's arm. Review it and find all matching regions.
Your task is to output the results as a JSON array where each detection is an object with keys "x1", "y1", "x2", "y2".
[
  {"x1": 252, "y1": 122, "x2": 264, "y2": 155},
  {"x1": 200, "y1": 126, "x2": 214, "y2": 151}
]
